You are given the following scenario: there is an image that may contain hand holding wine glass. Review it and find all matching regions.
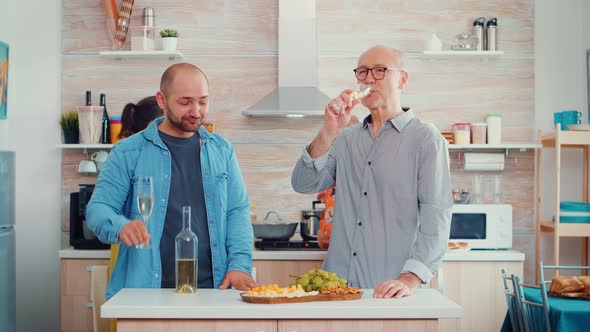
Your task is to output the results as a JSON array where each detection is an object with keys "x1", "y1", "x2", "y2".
[
  {"x1": 328, "y1": 83, "x2": 371, "y2": 116},
  {"x1": 135, "y1": 176, "x2": 154, "y2": 249}
]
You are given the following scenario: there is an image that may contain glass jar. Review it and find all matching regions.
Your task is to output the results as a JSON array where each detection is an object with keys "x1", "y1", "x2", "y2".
[
  {"x1": 452, "y1": 122, "x2": 471, "y2": 145},
  {"x1": 471, "y1": 123, "x2": 487, "y2": 144},
  {"x1": 130, "y1": 25, "x2": 156, "y2": 51}
]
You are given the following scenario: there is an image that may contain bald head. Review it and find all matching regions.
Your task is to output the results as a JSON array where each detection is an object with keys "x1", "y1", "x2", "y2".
[
  {"x1": 359, "y1": 45, "x2": 405, "y2": 70},
  {"x1": 160, "y1": 63, "x2": 209, "y2": 96}
]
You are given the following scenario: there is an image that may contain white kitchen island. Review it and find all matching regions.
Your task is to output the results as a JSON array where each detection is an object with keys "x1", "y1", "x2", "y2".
[{"x1": 102, "y1": 288, "x2": 461, "y2": 332}]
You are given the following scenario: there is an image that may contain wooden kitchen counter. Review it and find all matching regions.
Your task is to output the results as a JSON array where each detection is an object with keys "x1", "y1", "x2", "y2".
[{"x1": 102, "y1": 288, "x2": 461, "y2": 332}]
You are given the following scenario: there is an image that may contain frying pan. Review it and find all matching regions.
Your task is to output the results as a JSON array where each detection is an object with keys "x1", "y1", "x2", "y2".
[{"x1": 253, "y1": 223, "x2": 298, "y2": 241}]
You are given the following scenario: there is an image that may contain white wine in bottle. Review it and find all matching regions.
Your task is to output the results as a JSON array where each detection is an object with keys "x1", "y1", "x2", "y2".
[
  {"x1": 176, "y1": 258, "x2": 197, "y2": 294},
  {"x1": 175, "y1": 206, "x2": 198, "y2": 294}
]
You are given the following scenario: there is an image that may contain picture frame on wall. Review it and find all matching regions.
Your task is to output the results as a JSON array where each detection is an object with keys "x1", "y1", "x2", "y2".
[{"x1": 0, "y1": 41, "x2": 8, "y2": 120}]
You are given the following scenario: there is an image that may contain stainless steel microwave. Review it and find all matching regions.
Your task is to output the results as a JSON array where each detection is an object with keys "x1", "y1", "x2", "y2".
[{"x1": 450, "y1": 204, "x2": 512, "y2": 249}]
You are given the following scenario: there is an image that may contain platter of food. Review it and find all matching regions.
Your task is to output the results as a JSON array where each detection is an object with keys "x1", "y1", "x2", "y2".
[{"x1": 241, "y1": 284, "x2": 362, "y2": 304}]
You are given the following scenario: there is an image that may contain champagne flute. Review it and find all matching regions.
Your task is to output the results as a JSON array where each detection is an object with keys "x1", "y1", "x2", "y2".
[
  {"x1": 331, "y1": 84, "x2": 372, "y2": 115},
  {"x1": 136, "y1": 176, "x2": 154, "y2": 249}
]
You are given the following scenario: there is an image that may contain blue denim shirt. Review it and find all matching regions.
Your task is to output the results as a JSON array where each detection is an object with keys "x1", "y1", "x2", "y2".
[{"x1": 86, "y1": 118, "x2": 253, "y2": 298}]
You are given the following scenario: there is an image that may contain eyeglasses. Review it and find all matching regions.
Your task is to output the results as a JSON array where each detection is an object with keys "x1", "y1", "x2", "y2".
[{"x1": 352, "y1": 67, "x2": 403, "y2": 80}]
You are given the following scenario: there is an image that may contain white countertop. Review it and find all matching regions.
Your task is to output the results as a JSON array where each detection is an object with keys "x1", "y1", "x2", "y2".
[
  {"x1": 101, "y1": 288, "x2": 461, "y2": 320},
  {"x1": 59, "y1": 247, "x2": 525, "y2": 262}
]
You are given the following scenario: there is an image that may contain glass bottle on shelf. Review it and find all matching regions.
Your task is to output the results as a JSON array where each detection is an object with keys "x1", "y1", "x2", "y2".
[
  {"x1": 176, "y1": 206, "x2": 198, "y2": 294},
  {"x1": 100, "y1": 93, "x2": 111, "y2": 144}
]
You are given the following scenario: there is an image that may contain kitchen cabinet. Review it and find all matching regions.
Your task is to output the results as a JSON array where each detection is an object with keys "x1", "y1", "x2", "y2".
[
  {"x1": 60, "y1": 250, "x2": 523, "y2": 332},
  {"x1": 536, "y1": 125, "x2": 590, "y2": 282},
  {"x1": 60, "y1": 258, "x2": 109, "y2": 332},
  {"x1": 435, "y1": 260, "x2": 523, "y2": 332}
]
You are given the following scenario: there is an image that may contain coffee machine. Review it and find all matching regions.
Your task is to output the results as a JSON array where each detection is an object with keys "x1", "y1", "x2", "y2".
[{"x1": 69, "y1": 184, "x2": 110, "y2": 249}]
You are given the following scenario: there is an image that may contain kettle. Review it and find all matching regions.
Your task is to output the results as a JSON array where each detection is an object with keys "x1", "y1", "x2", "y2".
[{"x1": 300, "y1": 200, "x2": 323, "y2": 241}]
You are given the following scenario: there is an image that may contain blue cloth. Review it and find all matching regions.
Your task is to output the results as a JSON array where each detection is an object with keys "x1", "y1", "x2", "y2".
[
  {"x1": 158, "y1": 130, "x2": 213, "y2": 289},
  {"x1": 501, "y1": 287, "x2": 590, "y2": 332},
  {"x1": 86, "y1": 118, "x2": 253, "y2": 298}
]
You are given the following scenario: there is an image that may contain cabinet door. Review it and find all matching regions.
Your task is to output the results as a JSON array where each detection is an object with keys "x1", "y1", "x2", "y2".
[
  {"x1": 117, "y1": 319, "x2": 277, "y2": 332},
  {"x1": 253, "y1": 260, "x2": 322, "y2": 285},
  {"x1": 61, "y1": 259, "x2": 109, "y2": 332},
  {"x1": 278, "y1": 320, "x2": 436, "y2": 332},
  {"x1": 437, "y1": 261, "x2": 523, "y2": 332}
]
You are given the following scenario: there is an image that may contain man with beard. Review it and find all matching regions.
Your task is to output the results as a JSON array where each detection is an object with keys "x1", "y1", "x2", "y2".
[{"x1": 87, "y1": 63, "x2": 257, "y2": 298}]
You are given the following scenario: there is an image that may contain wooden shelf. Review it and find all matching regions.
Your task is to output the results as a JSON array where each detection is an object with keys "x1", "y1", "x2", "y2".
[
  {"x1": 539, "y1": 220, "x2": 590, "y2": 236},
  {"x1": 57, "y1": 144, "x2": 113, "y2": 149},
  {"x1": 98, "y1": 51, "x2": 184, "y2": 60},
  {"x1": 536, "y1": 125, "x2": 590, "y2": 282},
  {"x1": 541, "y1": 129, "x2": 590, "y2": 147},
  {"x1": 422, "y1": 51, "x2": 504, "y2": 59},
  {"x1": 448, "y1": 143, "x2": 540, "y2": 156}
]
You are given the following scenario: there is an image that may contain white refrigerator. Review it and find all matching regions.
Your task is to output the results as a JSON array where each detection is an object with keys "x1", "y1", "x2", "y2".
[{"x1": 0, "y1": 151, "x2": 15, "y2": 332}]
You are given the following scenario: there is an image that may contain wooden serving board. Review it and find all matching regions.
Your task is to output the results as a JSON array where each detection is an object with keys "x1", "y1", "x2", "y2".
[
  {"x1": 241, "y1": 291, "x2": 363, "y2": 304},
  {"x1": 548, "y1": 291, "x2": 590, "y2": 301}
]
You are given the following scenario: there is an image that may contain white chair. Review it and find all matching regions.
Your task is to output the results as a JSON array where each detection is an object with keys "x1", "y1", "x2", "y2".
[
  {"x1": 90, "y1": 265, "x2": 109, "y2": 332},
  {"x1": 501, "y1": 268, "x2": 524, "y2": 332},
  {"x1": 512, "y1": 274, "x2": 551, "y2": 332}
]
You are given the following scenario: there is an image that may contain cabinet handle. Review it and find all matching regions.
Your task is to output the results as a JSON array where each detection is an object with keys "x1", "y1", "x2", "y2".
[
  {"x1": 86, "y1": 265, "x2": 93, "y2": 272},
  {"x1": 86, "y1": 302, "x2": 94, "y2": 308}
]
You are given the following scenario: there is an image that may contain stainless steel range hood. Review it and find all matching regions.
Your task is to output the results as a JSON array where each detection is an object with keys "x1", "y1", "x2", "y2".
[{"x1": 242, "y1": 0, "x2": 330, "y2": 118}]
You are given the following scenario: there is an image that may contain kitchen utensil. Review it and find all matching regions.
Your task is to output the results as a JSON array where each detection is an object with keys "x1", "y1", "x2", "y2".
[
  {"x1": 102, "y1": 0, "x2": 120, "y2": 48},
  {"x1": 252, "y1": 223, "x2": 298, "y2": 241},
  {"x1": 300, "y1": 201, "x2": 322, "y2": 241},
  {"x1": 114, "y1": 0, "x2": 135, "y2": 49}
]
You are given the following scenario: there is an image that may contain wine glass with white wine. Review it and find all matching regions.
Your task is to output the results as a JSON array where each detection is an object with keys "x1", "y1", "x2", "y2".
[
  {"x1": 136, "y1": 176, "x2": 154, "y2": 249},
  {"x1": 331, "y1": 84, "x2": 372, "y2": 115}
]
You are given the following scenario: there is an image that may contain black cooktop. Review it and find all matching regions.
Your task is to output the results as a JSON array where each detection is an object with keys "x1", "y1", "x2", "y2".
[{"x1": 254, "y1": 240, "x2": 324, "y2": 251}]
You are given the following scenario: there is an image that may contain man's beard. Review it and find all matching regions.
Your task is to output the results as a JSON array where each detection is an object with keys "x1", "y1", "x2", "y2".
[{"x1": 168, "y1": 113, "x2": 203, "y2": 133}]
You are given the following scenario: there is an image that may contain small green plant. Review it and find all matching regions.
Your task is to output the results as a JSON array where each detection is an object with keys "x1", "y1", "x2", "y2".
[
  {"x1": 160, "y1": 29, "x2": 179, "y2": 38},
  {"x1": 59, "y1": 111, "x2": 79, "y2": 131}
]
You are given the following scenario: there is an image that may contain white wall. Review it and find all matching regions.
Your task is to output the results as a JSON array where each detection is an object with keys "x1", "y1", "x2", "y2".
[
  {"x1": 0, "y1": 1, "x2": 62, "y2": 331},
  {"x1": 535, "y1": 0, "x2": 590, "y2": 276}
]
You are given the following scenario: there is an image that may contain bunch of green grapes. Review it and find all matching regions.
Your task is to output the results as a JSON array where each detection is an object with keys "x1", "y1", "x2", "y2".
[{"x1": 289, "y1": 268, "x2": 347, "y2": 292}]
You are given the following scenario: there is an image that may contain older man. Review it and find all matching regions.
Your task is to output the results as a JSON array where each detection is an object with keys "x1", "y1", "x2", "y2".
[{"x1": 291, "y1": 46, "x2": 452, "y2": 298}]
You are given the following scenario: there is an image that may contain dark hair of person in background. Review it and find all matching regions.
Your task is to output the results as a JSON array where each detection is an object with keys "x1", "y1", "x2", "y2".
[{"x1": 119, "y1": 96, "x2": 164, "y2": 139}]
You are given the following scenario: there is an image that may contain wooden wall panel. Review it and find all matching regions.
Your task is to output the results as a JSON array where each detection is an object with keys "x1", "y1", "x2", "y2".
[
  {"x1": 317, "y1": 0, "x2": 533, "y2": 54},
  {"x1": 63, "y1": 0, "x2": 278, "y2": 53},
  {"x1": 61, "y1": 0, "x2": 537, "y2": 280}
]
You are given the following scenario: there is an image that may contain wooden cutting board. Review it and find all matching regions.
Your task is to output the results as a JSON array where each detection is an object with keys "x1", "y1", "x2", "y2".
[{"x1": 241, "y1": 291, "x2": 363, "y2": 304}]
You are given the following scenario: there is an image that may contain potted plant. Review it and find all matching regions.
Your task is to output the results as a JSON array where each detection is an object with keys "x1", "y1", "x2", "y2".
[
  {"x1": 59, "y1": 111, "x2": 79, "y2": 144},
  {"x1": 160, "y1": 28, "x2": 179, "y2": 52}
]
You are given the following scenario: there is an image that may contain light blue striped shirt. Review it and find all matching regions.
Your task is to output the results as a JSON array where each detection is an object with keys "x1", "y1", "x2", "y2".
[{"x1": 292, "y1": 109, "x2": 452, "y2": 287}]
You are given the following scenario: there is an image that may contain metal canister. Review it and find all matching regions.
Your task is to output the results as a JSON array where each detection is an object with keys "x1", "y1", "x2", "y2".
[
  {"x1": 143, "y1": 7, "x2": 155, "y2": 27},
  {"x1": 487, "y1": 18, "x2": 498, "y2": 51},
  {"x1": 473, "y1": 17, "x2": 485, "y2": 51}
]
